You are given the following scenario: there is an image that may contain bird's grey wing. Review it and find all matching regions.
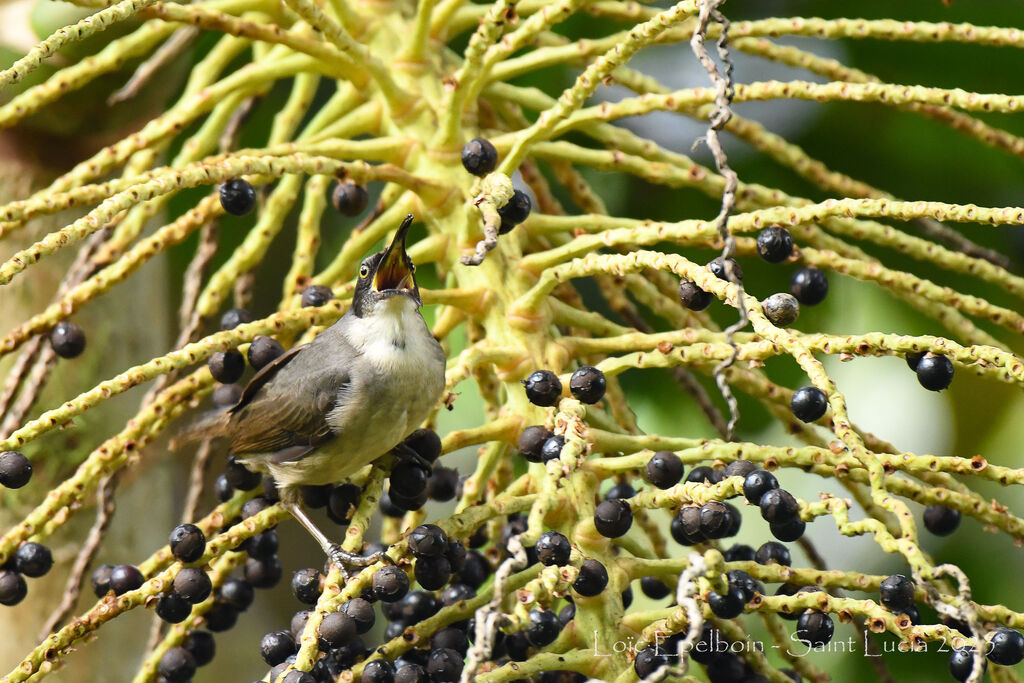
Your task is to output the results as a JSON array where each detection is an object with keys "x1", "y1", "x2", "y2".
[{"x1": 226, "y1": 340, "x2": 351, "y2": 455}]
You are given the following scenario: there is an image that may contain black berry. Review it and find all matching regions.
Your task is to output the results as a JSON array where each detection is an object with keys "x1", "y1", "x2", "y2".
[
  {"x1": 244, "y1": 529, "x2": 279, "y2": 558},
  {"x1": 698, "y1": 501, "x2": 731, "y2": 539},
  {"x1": 219, "y1": 579, "x2": 254, "y2": 611},
  {"x1": 949, "y1": 646, "x2": 986, "y2": 682},
  {"x1": 569, "y1": 366, "x2": 606, "y2": 404},
  {"x1": 645, "y1": 451, "x2": 683, "y2": 489},
  {"x1": 743, "y1": 469, "x2": 779, "y2": 505},
  {"x1": 986, "y1": 627, "x2": 1024, "y2": 666},
  {"x1": 795, "y1": 610, "x2": 834, "y2": 647},
  {"x1": 49, "y1": 321, "x2": 86, "y2": 358},
  {"x1": 634, "y1": 646, "x2": 667, "y2": 678},
  {"x1": 525, "y1": 608, "x2": 560, "y2": 647},
  {"x1": 497, "y1": 189, "x2": 532, "y2": 233},
  {"x1": 756, "y1": 226, "x2": 794, "y2": 263},
  {"x1": 594, "y1": 499, "x2": 633, "y2": 538},
  {"x1": 686, "y1": 465, "x2": 720, "y2": 484},
  {"x1": 220, "y1": 308, "x2": 253, "y2": 330},
  {"x1": 405, "y1": 429, "x2": 442, "y2": 463},
  {"x1": 14, "y1": 542, "x2": 52, "y2": 577},
  {"x1": 91, "y1": 564, "x2": 114, "y2": 597},
  {"x1": 791, "y1": 386, "x2": 828, "y2": 422},
  {"x1": 225, "y1": 456, "x2": 261, "y2": 490},
  {"x1": 640, "y1": 576, "x2": 671, "y2": 600},
  {"x1": 109, "y1": 564, "x2": 144, "y2": 595},
  {"x1": 247, "y1": 335, "x2": 284, "y2": 371},
  {"x1": 916, "y1": 353, "x2": 954, "y2": 391},
  {"x1": 678, "y1": 280, "x2": 712, "y2": 311},
  {"x1": 540, "y1": 435, "x2": 565, "y2": 462},
  {"x1": 331, "y1": 181, "x2": 369, "y2": 216},
  {"x1": 522, "y1": 370, "x2": 562, "y2": 407},
  {"x1": 410, "y1": 524, "x2": 449, "y2": 559},
  {"x1": 318, "y1": 611, "x2": 357, "y2": 649},
  {"x1": 373, "y1": 566, "x2": 410, "y2": 602},
  {"x1": 182, "y1": 630, "x2": 216, "y2": 667},
  {"x1": 461, "y1": 138, "x2": 498, "y2": 176},
  {"x1": 341, "y1": 598, "x2": 375, "y2": 634},
  {"x1": 722, "y1": 544, "x2": 755, "y2": 562},
  {"x1": 300, "y1": 484, "x2": 331, "y2": 509},
  {"x1": 245, "y1": 555, "x2": 283, "y2": 588},
  {"x1": 174, "y1": 567, "x2": 213, "y2": 604},
  {"x1": 260, "y1": 630, "x2": 296, "y2": 666},
  {"x1": 518, "y1": 426, "x2": 552, "y2": 463},
  {"x1": 763, "y1": 293, "x2": 800, "y2": 327},
  {"x1": 605, "y1": 481, "x2": 636, "y2": 501},
  {"x1": 220, "y1": 178, "x2": 256, "y2": 215},
  {"x1": 291, "y1": 568, "x2": 322, "y2": 605},
  {"x1": 327, "y1": 483, "x2": 361, "y2": 525},
  {"x1": 169, "y1": 524, "x2": 206, "y2": 563},
  {"x1": 572, "y1": 559, "x2": 608, "y2": 597},
  {"x1": 770, "y1": 517, "x2": 807, "y2": 542},
  {"x1": 924, "y1": 505, "x2": 961, "y2": 536},
  {"x1": 426, "y1": 465, "x2": 459, "y2": 502},
  {"x1": 879, "y1": 574, "x2": 915, "y2": 611},
  {"x1": 390, "y1": 461, "x2": 429, "y2": 498},
  {"x1": 759, "y1": 488, "x2": 800, "y2": 524},
  {"x1": 0, "y1": 569, "x2": 27, "y2": 606},
  {"x1": 905, "y1": 351, "x2": 925, "y2": 371},
  {"x1": 211, "y1": 385, "x2": 242, "y2": 408},
  {"x1": 158, "y1": 646, "x2": 196, "y2": 682},
  {"x1": 414, "y1": 555, "x2": 452, "y2": 590},
  {"x1": 156, "y1": 592, "x2": 191, "y2": 623},
  {"x1": 431, "y1": 626, "x2": 468, "y2": 655},
  {"x1": 301, "y1": 284, "x2": 333, "y2": 307},
  {"x1": 204, "y1": 601, "x2": 238, "y2": 632},
  {"x1": 708, "y1": 586, "x2": 746, "y2": 619},
  {"x1": 536, "y1": 531, "x2": 571, "y2": 566},
  {"x1": 708, "y1": 257, "x2": 743, "y2": 282},
  {"x1": 755, "y1": 541, "x2": 791, "y2": 566},
  {"x1": 208, "y1": 350, "x2": 244, "y2": 384},
  {"x1": 427, "y1": 647, "x2": 464, "y2": 682},
  {"x1": 0, "y1": 451, "x2": 32, "y2": 489},
  {"x1": 790, "y1": 267, "x2": 829, "y2": 305}
]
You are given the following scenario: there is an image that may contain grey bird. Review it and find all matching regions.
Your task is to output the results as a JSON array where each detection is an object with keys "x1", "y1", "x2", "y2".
[{"x1": 179, "y1": 214, "x2": 445, "y2": 571}]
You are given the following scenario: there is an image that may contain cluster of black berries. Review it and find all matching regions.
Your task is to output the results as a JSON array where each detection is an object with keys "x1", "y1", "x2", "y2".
[
  {"x1": 635, "y1": 623, "x2": 802, "y2": 682},
  {"x1": 906, "y1": 351, "x2": 955, "y2": 392},
  {"x1": 521, "y1": 366, "x2": 607, "y2": 408},
  {"x1": 0, "y1": 451, "x2": 47, "y2": 606},
  {"x1": 0, "y1": 539, "x2": 52, "y2": 607},
  {"x1": 460, "y1": 137, "x2": 532, "y2": 235},
  {"x1": 380, "y1": 429, "x2": 455, "y2": 515},
  {"x1": 248, "y1": 529, "x2": 490, "y2": 682},
  {"x1": 677, "y1": 226, "x2": 827, "y2": 329},
  {"x1": 208, "y1": 307, "x2": 289, "y2": 390}
]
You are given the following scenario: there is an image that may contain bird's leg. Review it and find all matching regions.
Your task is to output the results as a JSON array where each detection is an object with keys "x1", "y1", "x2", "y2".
[
  {"x1": 282, "y1": 499, "x2": 395, "y2": 579},
  {"x1": 392, "y1": 442, "x2": 432, "y2": 470}
]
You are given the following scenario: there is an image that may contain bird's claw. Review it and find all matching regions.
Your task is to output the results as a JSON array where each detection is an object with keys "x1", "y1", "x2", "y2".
[{"x1": 327, "y1": 543, "x2": 395, "y2": 581}]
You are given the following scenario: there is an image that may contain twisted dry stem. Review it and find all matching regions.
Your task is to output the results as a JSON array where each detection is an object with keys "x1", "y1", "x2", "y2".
[{"x1": 1, "y1": 1, "x2": 1024, "y2": 682}]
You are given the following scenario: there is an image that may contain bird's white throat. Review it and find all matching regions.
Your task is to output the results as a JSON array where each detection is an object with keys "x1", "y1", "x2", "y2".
[{"x1": 343, "y1": 295, "x2": 433, "y2": 369}]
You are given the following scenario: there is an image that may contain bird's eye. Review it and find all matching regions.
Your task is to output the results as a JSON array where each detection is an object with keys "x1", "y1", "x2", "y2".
[{"x1": 359, "y1": 264, "x2": 369, "y2": 278}]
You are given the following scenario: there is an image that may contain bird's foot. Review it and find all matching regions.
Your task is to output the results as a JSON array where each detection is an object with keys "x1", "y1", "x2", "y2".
[{"x1": 327, "y1": 543, "x2": 395, "y2": 580}]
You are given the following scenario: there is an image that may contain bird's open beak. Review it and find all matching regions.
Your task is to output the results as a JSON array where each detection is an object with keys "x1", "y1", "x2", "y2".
[{"x1": 373, "y1": 214, "x2": 416, "y2": 294}]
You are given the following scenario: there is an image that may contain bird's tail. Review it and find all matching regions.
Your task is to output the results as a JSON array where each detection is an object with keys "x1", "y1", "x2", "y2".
[{"x1": 169, "y1": 409, "x2": 229, "y2": 451}]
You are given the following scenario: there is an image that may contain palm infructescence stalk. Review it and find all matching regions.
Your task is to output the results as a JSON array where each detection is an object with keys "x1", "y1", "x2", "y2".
[{"x1": 0, "y1": 0, "x2": 1023, "y2": 681}]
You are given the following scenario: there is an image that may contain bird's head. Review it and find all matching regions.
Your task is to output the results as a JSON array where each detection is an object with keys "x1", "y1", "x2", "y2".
[{"x1": 351, "y1": 214, "x2": 422, "y2": 317}]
